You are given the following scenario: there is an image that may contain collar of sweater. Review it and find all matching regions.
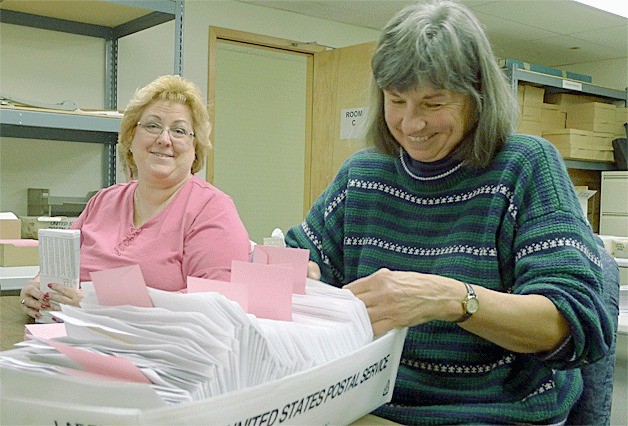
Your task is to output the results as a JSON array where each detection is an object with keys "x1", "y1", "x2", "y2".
[{"x1": 398, "y1": 147, "x2": 464, "y2": 182}]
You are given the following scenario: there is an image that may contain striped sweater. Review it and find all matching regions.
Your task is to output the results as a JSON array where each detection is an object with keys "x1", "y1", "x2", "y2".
[{"x1": 286, "y1": 134, "x2": 614, "y2": 425}]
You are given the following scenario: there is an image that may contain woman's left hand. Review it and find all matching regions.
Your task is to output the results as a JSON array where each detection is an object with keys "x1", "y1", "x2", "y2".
[
  {"x1": 344, "y1": 268, "x2": 465, "y2": 336},
  {"x1": 45, "y1": 283, "x2": 84, "y2": 310}
]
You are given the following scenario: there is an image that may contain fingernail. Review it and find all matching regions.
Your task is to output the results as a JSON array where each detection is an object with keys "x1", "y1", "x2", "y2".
[
  {"x1": 43, "y1": 293, "x2": 49, "y2": 300},
  {"x1": 47, "y1": 283, "x2": 52, "y2": 288},
  {"x1": 34, "y1": 312, "x2": 40, "y2": 318}
]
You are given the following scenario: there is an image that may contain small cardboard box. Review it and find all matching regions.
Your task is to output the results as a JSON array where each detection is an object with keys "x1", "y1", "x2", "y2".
[
  {"x1": 544, "y1": 129, "x2": 594, "y2": 149},
  {"x1": 0, "y1": 239, "x2": 39, "y2": 267},
  {"x1": 567, "y1": 102, "x2": 617, "y2": 129},
  {"x1": 565, "y1": 120, "x2": 618, "y2": 135},
  {"x1": 0, "y1": 213, "x2": 21, "y2": 240},
  {"x1": 543, "y1": 129, "x2": 614, "y2": 162},
  {"x1": 591, "y1": 133, "x2": 617, "y2": 151},
  {"x1": 0, "y1": 328, "x2": 407, "y2": 425},
  {"x1": 19, "y1": 216, "x2": 76, "y2": 239},
  {"x1": 544, "y1": 93, "x2": 604, "y2": 113},
  {"x1": 521, "y1": 84, "x2": 544, "y2": 106},
  {"x1": 517, "y1": 118, "x2": 542, "y2": 136},
  {"x1": 521, "y1": 104, "x2": 543, "y2": 121},
  {"x1": 541, "y1": 106, "x2": 566, "y2": 132}
]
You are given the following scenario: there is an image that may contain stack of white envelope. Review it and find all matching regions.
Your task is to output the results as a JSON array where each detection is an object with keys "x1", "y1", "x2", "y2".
[{"x1": 0, "y1": 279, "x2": 374, "y2": 405}]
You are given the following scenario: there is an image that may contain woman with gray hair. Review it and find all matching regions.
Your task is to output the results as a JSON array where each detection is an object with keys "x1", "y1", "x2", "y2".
[
  {"x1": 20, "y1": 75, "x2": 250, "y2": 320},
  {"x1": 286, "y1": 0, "x2": 613, "y2": 423}
]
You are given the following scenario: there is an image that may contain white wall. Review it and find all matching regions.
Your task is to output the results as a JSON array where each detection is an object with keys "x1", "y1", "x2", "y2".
[
  {"x1": 0, "y1": 0, "x2": 379, "y2": 216},
  {"x1": 560, "y1": 57, "x2": 628, "y2": 93},
  {"x1": 0, "y1": 24, "x2": 107, "y2": 215},
  {"x1": 117, "y1": 0, "x2": 380, "y2": 108}
]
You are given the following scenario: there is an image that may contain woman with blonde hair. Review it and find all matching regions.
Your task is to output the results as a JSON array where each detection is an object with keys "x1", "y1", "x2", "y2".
[{"x1": 21, "y1": 75, "x2": 250, "y2": 319}]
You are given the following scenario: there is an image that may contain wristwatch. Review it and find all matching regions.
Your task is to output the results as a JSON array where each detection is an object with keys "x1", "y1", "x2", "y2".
[{"x1": 453, "y1": 282, "x2": 479, "y2": 323}]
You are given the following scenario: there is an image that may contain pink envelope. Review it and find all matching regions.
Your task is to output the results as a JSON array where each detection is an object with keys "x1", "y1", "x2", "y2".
[
  {"x1": 252, "y1": 245, "x2": 309, "y2": 294},
  {"x1": 46, "y1": 339, "x2": 151, "y2": 384},
  {"x1": 90, "y1": 264, "x2": 153, "y2": 308},
  {"x1": 187, "y1": 276, "x2": 249, "y2": 311},
  {"x1": 24, "y1": 323, "x2": 67, "y2": 341},
  {"x1": 231, "y1": 260, "x2": 293, "y2": 321}
]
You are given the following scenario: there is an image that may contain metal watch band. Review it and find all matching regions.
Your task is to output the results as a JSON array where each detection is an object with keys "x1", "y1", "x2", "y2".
[{"x1": 453, "y1": 282, "x2": 477, "y2": 323}]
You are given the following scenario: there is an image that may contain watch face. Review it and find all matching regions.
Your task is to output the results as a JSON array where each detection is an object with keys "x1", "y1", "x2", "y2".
[{"x1": 466, "y1": 298, "x2": 479, "y2": 314}]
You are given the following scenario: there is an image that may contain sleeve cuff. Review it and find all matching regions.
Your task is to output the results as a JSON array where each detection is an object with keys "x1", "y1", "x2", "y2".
[{"x1": 538, "y1": 334, "x2": 576, "y2": 362}]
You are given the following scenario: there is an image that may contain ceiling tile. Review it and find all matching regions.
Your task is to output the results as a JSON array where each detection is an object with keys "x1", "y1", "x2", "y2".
[
  {"x1": 472, "y1": 0, "x2": 626, "y2": 35},
  {"x1": 572, "y1": 25, "x2": 628, "y2": 52},
  {"x1": 475, "y1": 11, "x2": 558, "y2": 42},
  {"x1": 236, "y1": 0, "x2": 627, "y2": 66}
]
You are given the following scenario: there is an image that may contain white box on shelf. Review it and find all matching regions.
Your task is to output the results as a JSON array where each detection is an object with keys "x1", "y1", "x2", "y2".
[{"x1": 0, "y1": 265, "x2": 40, "y2": 291}]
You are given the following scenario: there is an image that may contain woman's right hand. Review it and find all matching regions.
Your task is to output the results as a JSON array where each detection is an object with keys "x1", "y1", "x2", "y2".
[
  {"x1": 19, "y1": 276, "x2": 48, "y2": 320},
  {"x1": 307, "y1": 261, "x2": 321, "y2": 280}
]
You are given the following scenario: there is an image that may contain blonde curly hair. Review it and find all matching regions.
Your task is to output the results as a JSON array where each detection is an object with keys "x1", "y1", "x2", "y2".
[{"x1": 118, "y1": 75, "x2": 211, "y2": 178}]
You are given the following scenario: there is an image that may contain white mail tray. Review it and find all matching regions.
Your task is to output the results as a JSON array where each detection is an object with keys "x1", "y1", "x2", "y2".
[{"x1": 0, "y1": 328, "x2": 407, "y2": 425}]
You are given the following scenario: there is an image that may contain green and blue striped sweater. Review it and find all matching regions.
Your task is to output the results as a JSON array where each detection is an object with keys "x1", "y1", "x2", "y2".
[{"x1": 286, "y1": 134, "x2": 614, "y2": 425}]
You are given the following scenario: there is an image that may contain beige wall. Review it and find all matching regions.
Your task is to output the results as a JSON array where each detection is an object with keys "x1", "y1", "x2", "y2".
[{"x1": 0, "y1": 0, "x2": 626, "y2": 215}]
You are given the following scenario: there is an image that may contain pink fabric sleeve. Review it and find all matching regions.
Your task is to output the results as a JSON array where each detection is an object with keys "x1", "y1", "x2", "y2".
[{"x1": 182, "y1": 191, "x2": 251, "y2": 282}]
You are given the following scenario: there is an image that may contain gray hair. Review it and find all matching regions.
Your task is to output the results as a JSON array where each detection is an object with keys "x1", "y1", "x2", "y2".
[{"x1": 364, "y1": 0, "x2": 517, "y2": 168}]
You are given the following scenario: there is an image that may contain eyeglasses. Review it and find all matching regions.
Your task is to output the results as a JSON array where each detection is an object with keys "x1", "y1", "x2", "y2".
[{"x1": 136, "y1": 121, "x2": 195, "y2": 140}]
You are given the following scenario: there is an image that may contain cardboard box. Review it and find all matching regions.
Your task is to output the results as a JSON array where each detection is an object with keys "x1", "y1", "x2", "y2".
[
  {"x1": 615, "y1": 107, "x2": 627, "y2": 138},
  {"x1": 562, "y1": 148, "x2": 614, "y2": 162},
  {"x1": 541, "y1": 105, "x2": 566, "y2": 132},
  {"x1": 566, "y1": 120, "x2": 617, "y2": 135},
  {"x1": 517, "y1": 118, "x2": 542, "y2": 136},
  {"x1": 544, "y1": 129, "x2": 595, "y2": 149},
  {"x1": 591, "y1": 133, "x2": 617, "y2": 151},
  {"x1": 0, "y1": 213, "x2": 21, "y2": 240},
  {"x1": 543, "y1": 129, "x2": 614, "y2": 162},
  {"x1": 521, "y1": 105, "x2": 543, "y2": 121},
  {"x1": 544, "y1": 93, "x2": 605, "y2": 113},
  {"x1": 517, "y1": 84, "x2": 545, "y2": 108},
  {"x1": 19, "y1": 216, "x2": 76, "y2": 239},
  {"x1": 0, "y1": 239, "x2": 39, "y2": 267},
  {"x1": 0, "y1": 328, "x2": 407, "y2": 425},
  {"x1": 566, "y1": 102, "x2": 617, "y2": 133}
]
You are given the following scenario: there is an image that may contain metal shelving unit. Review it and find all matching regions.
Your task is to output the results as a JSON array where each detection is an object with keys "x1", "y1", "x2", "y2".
[
  {"x1": 0, "y1": 0, "x2": 185, "y2": 186},
  {"x1": 505, "y1": 63, "x2": 628, "y2": 171}
]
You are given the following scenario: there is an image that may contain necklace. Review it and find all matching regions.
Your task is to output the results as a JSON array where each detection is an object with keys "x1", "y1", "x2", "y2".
[
  {"x1": 133, "y1": 185, "x2": 180, "y2": 228},
  {"x1": 133, "y1": 176, "x2": 191, "y2": 227},
  {"x1": 133, "y1": 189, "x2": 147, "y2": 228}
]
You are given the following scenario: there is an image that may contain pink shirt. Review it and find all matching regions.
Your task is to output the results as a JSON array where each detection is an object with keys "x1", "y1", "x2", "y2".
[{"x1": 71, "y1": 176, "x2": 250, "y2": 291}]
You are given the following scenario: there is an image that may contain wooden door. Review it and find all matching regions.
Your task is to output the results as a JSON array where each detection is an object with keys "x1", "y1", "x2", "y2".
[
  {"x1": 208, "y1": 28, "x2": 324, "y2": 242},
  {"x1": 208, "y1": 30, "x2": 375, "y2": 238},
  {"x1": 309, "y1": 42, "x2": 376, "y2": 206}
]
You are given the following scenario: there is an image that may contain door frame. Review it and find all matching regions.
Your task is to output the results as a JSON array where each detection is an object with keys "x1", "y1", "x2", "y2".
[{"x1": 207, "y1": 26, "x2": 326, "y2": 216}]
